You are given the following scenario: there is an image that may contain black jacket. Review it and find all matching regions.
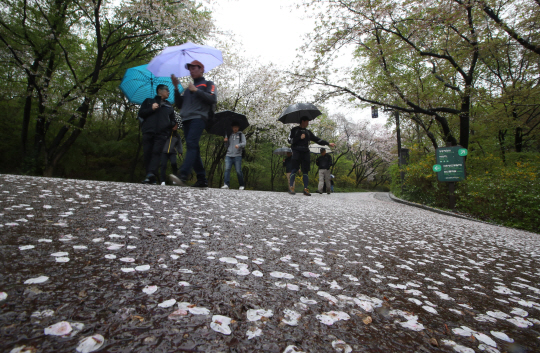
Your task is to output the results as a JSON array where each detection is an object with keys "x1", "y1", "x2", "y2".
[
  {"x1": 288, "y1": 126, "x2": 329, "y2": 152},
  {"x1": 138, "y1": 96, "x2": 177, "y2": 135},
  {"x1": 316, "y1": 154, "x2": 333, "y2": 170},
  {"x1": 174, "y1": 77, "x2": 217, "y2": 122},
  {"x1": 163, "y1": 131, "x2": 183, "y2": 155}
]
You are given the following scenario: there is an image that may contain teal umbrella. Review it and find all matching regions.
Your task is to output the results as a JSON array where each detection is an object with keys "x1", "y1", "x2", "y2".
[{"x1": 119, "y1": 64, "x2": 183, "y2": 104}]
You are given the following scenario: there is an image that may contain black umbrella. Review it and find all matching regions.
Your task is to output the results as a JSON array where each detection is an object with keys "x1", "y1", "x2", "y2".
[
  {"x1": 278, "y1": 103, "x2": 322, "y2": 124},
  {"x1": 207, "y1": 111, "x2": 249, "y2": 136},
  {"x1": 273, "y1": 147, "x2": 292, "y2": 156}
]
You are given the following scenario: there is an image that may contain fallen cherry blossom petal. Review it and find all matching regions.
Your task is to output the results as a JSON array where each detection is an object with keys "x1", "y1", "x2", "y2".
[
  {"x1": 142, "y1": 285, "x2": 158, "y2": 295},
  {"x1": 158, "y1": 299, "x2": 176, "y2": 308},
  {"x1": 24, "y1": 276, "x2": 48, "y2": 284},
  {"x1": 76, "y1": 334, "x2": 105, "y2": 353},
  {"x1": 44, "y1": 321, "x2": 72, "y2": 336},
  {"x1": 210, "y1": 315, "x2": 232, "y2": 335}
]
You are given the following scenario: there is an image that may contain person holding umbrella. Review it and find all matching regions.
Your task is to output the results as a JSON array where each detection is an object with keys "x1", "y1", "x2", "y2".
[
  {"x1": 287, "y1": 117, "x2": 335, "y2": 195},
  {"x1": 221, "y1": 120, "x2": 246, "y2": 190},
  {"x1": 169, "y1": 60, "x2": 217, "y2": 187},
  {"x1": 138, "y1": 84, "x2": 178, "y2": 184}
]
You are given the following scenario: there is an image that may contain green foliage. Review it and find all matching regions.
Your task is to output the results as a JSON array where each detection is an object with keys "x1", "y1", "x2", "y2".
[{"x1": 391, "y1": 151, "x2": 540, "y2": 233}]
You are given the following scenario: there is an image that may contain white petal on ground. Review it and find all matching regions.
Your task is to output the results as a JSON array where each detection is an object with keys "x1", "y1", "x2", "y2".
[
  {"x1": 283, "y1": 346, "x2": 305, "y2": 353},
  {"x1": 171, "y1": 255, "x2": 179, "y2": 260},
  {"x1": 73, "y1": 245, "x2": 87, "y2": 250},
  {"x1": 317, "y1": 291, "x2": 339, "y2": 304},
  {"x1": 92, "y1": 238, "x2": 103, "y2": 242},
  {"x1": 168, "y1": 309, "x2": 189, "y2": 320},
  {"x1": 399, "y1": 319, "x2": 425, "y2": 331},
  {"x1": 0, "y1": 292, "x2": 7, "y2": 301},
  {"x1": 490, "y1": 331, "x2": 513, "y2": 343},
  {"x1": 354, "y1": 299, "x2": 374, "y2": 312},
  {"x1": 247, "y1": 309, "x2": 273, "y2": 321},
  {"x1": 300, "y1": 297, "x2": 317, "y2": 305},
  {"x1": 316, "y1": 311, "x2": 350, "y2": 325},
  {"x1": 422, "y1": 305, "x2": 438, "y2": 314},
  {"x1": 51, "y1": 252, "x2": 69, "y2": 257},
  {"x1": 135, "y1": 265, "x2": 150, "y2": 271},
  {"x1": 19, "y1": 245, "x2": 35, "y2": 250},
  {"x1": 252, "y1": 270, "x2": 263, "y2": 277},
  {"x1": 55, "y1": 257, "x2": 70, "y2": 263},
  {"x1": 302, "y1": 272, "x2": 320, "y2": 278},
  {"x1": 178, "y1": 269, "x2": 193, "y2": 274},
  {"x1": 507, "y1": 316, "x2": 533, "y2": 327},
  {"x1": 120, "y1": 268, "x2": 135, "y2": 273},
  {"x1": 210, "y1": 315, "x2": 232, "y2": 335},
  {"x1": 510, "y1": 307, "x2": 528, "y2": 317},
  {"x1": 178, "y1": 281, "x2": 190, "y2": 287},
  {"x1": 486, "y1": 311, "x2": 510, "y2": 319},
  {"x1": 158, "y1": 299, "x2": 177, "y2": 308},
  {"x1": 38, "y1": 239, "x2": 53, "y2": 242},
  {"x1": 44, "y1": 321, "x2": 72, "y2": 336},
  {"x1": 282, "y1": 309, "x2": 301, "y2": 326},
  {"x1": 107, "y1": 244, "x2": 123, "y2": 250},
  {"x1": 270, "y1": 271, "x2": 294, "y2": 279},
  {"x1": 31, "y1": 309, "x2": 55, "y2": 319},
  {"x1": 235, "y1": 255, "x2": 249, "y2": 260},
  {"x1": 331, "y1": 339, "x2": 352, "y2": 353},
  {"x1": 177, "y1": 302, "x2": 211, "y2": 315},
  {"x1": 453, "y1": 326, "x2": 475, "y2": 336},
  {"x1": 475, "y1": 314, "x2": 497, "y2": 323},
  {"x1": 142, "y1": 285, "x2": 158, "y2": 295},
  {"x1": 9, "y1": 345, "x2": 36, "y2": 353},
  {"x1": 478, "y1": 344, "x2": 500, "y2": 353},
  {"x1": 441, "y1": 339, "x2": 475, "y2": 353},
  {"x1": 473, "y1": 332, "x2": 497, "y2": 347},
  {"x1": 246, "y1": 327, "x2": 262, "y2": 340},
  {"x1": 287, "y1": 284, "x2": 299, "y2": 291},
  {"x1": 173, "y1": 249, "x2": 186, "y2": 254},
  {"x1": 76, "y1": 334, "x2": 105, "y2": 353},
  {"x1": 104, "y1": 254, "x2": 116, "y2": 259},
  {"x1": 24, "y1": 276, "x2": 49, "y2": 284},
  {"x1": 219, "y1": 257, "x2": 238, "y2": 264},
  {"x1": 120, "y1": 257, "x2": 135, "y2": 262},
  {"x1": 408, "y1": 298, "x2": 423, "y2": 305}
]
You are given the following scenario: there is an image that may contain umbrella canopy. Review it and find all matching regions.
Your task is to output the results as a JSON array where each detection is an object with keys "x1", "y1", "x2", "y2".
[
  {"x1": 273, "y1": 147, "x2": 292, "y2": 156},
  {"x1": 309, "y1": 144, "x2": 332, "y2": 154},
  {"x1": 119, "y1": 64, "x2": 182, "y2": 105},
  {"x1": 278, "y1": 103, "x2": 322, "y2": 124},
  {"x1": 207, "y1": 111, "x2": 249, "y2": 137},
  {"x1": 147, "y1": 42, "x2": 223, "y2": 77}
]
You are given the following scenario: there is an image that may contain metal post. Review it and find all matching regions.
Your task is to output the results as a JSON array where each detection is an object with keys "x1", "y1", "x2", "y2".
[{"x1": 395, "y1": 111, "x2": 404, "y2": 192}]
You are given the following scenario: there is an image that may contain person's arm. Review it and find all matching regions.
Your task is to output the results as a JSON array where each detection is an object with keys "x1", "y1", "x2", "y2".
[
  {"x1": 138, "y1": 98, "x2": 155, "y2": 119},
  {"x1": 194, "y1": 80, "x2": 217, "y2": 105},
  {"x1": 237, "y1": 132, "x2": 246, "y2": 148},
  {"x1": 290, "y1": 128, "x2": 303, "y2": 144},
  {"x1": 316, "y1": 156, "x2": 320, "y2": 166},
  {"x1": 309, "y1": 130, "x2": 336, "y2": 148},
  {"x1": 171, "y1": 75, "x2": 184, "y2": 109}
]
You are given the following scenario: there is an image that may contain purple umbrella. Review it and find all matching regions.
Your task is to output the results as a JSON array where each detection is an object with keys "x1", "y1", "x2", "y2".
[{"x1": 147, "y1": 42, "x2": 223, "y2": 77}]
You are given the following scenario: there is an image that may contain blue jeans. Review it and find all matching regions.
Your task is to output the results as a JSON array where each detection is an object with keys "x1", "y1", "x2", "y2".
[
  {"x1": 179, "y1": 118, "x2": 206, "y2": 182},
  {"x1": 224, "y1": 156, "x2": 244, "y2": 187}
]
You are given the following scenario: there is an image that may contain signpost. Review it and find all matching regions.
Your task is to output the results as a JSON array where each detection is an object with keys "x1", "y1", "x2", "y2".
[{"x1": 433, "y1": 146, "x2": 467, "y2": 210}]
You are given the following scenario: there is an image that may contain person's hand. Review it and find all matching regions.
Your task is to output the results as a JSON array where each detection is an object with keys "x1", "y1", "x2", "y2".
[
  {"x1": 301, "y1": 134, "x2": 305, "y2": 139},
  {"x1": 224, "y1": 137, "x2": 228, "y2": 142},
  {"x1": 152, "y1": 103, "x2": 159, "y2": 110},
  {"x1": 172, "y1": 124, "x2": 178, "y2": 131},
  {"x1": 235, "y1": 145, "x2": 239, "y2": 149},
  {"x1": 329, "y1": 143, "x2": 336, "y2": 147},
  {"x1": 171, "y1": 74, "x2": 180, "y2": 90},
  {"x1": 188, "y1": 83, "x2": 197, "y2": 92}
]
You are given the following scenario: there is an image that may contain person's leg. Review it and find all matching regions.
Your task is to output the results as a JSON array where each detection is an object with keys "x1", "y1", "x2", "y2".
[
  {"x1": 318, "y1": 169, "x2": 325, "y2": 193},
  {"x1": 224, "y1": 156, "x2": 232, "y2": 186},
  {"x1": 289, "y1": 151, "x2": 300, "y2": 188},
  {"x1": 324, "y1": 170, "x2": 331, "y2": 193},
  {"x1": 234, "y1": 156, "x2": 244, "y2": 187},
  {"x1": 142, "y1": 133, "x2": 154, "y2": 176},
  {"x1": 189, "y1": 118, "x2": 207, "y2": 183},
  {"x1": 148, "y1": 134, "x2": 167, "y2": 182},
  {"x1": 160, "y1": 153, "x2": 169, "y2": 183},
  {"x1": 169, "y1": 154, "x2": 178, "y2": 175},
  {"x1": 301, "y1": 152, "x2": 310, "y2": 190}
]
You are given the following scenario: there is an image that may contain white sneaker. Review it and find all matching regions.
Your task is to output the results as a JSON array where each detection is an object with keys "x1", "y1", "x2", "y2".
[
  {"x1": 161, "y1": 182, "x2": 166, "y2": 186},
  {"x1": 221, "y1": 185, "x2": 229, "y2": 189},
  {"x1": 239, "y1": 186, "x2": 245, "y2": 190}
]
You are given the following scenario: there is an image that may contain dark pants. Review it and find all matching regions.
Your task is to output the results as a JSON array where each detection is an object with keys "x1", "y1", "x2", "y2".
[
  {"x1": 160, "y1": 153, "x2": 178, "y2": 183},
  {"x1": 142, "y1": 133, "x2": 168, "y2": 178},
  {"x1": 289, "y1": 150, "x2": 310, "y2": 189},
  {"x1": 178, "y1": 118, "x2": 206, "y2": 182}
]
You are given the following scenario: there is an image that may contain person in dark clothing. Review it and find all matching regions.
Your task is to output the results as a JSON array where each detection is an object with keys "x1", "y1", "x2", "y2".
[
  {"x1": 316, "y1": 148, "x2": 333, "y2": 194},
  {"x1": 169, "y1": 60, "x2": 217, "y2": 188},
  {"x1": 288, "y1": 117, "x2": 335, "y2": 196},
  {"x1": 160, "y1": 130, "x2": 183, "y2": 185},
  {"x1": 138, "y1": 84, "x2": 178, "y2": 184},
  {"x1": 221, "y1": 121, "x2": 246, "y2": 190},
  {"x1": 283, "y1": 151, "x2": 295, "y2": 190}
]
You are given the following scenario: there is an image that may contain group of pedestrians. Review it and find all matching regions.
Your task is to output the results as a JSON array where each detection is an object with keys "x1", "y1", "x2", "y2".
[{"x1": 138, "y1": 59, "x2": 335, "y2": 195}]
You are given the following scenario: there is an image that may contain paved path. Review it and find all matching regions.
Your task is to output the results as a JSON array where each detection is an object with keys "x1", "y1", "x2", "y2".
[{"x1": 1, "y1": 175, "x2": 539, "y2": 353}]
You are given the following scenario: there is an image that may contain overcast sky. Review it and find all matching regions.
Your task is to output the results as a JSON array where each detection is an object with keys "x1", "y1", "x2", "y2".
[{"x1": 208, "y1": 0, "x2": 375, "y2": 123}]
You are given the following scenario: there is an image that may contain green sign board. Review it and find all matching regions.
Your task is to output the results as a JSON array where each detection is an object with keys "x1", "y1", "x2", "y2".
[{"x1": 435, "y1": 146, "x2": 467, "y2": 182}]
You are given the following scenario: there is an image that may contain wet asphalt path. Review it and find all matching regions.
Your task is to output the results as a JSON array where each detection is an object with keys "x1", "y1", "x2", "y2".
[{"x1": 1, "y1": 174, "x2": 540, "y2": 353}]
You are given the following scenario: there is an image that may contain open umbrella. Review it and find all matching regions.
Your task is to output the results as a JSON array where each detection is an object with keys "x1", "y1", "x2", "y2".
[
  {"x1": 273, "y1": 147, "x2": 292, "y2": 156},
  {"x1": 207, "y1": 111, "x2": 249, "y2": 137},
  {"x1": 147, "y1": 42, "x2": 223, "y2": 77},
  {"x1": 309, "y1": 144, "x2": 332, "y2": 154},
  {"x1": 278, "y1": 103, "x2": 322, "y2": 124},
  {"x1": 119, "y1": 64, "x2": 182, "y2": 105}
]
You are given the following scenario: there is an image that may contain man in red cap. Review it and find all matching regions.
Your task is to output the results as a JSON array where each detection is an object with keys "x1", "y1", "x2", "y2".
[{"x1": 169, "y1": 60, "x2": 217, "y2": 187}]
